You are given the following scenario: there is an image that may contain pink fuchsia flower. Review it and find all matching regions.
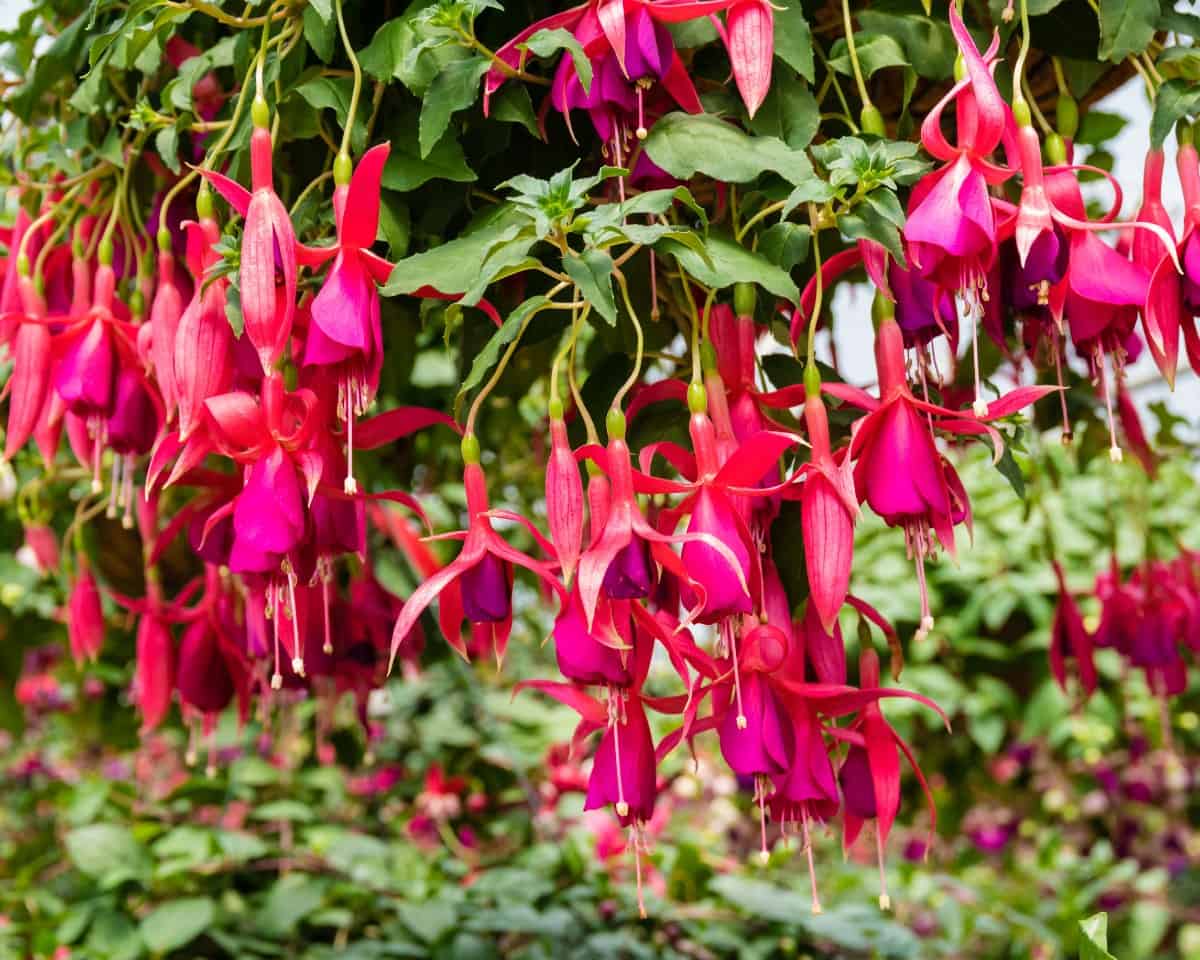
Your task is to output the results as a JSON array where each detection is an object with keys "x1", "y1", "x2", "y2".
[
  {"x1": 836, "y1": 649, "x2": 943, "y2": 911},
  {"x1": 299, "y1": 143, "x2": 395, "y2": 495},
  {"x1": 831, "y1": 316, "x2": 1051, "y2": 634},
  {"x1": 2, "y1": 275, "x2": 53, "y2": 461},
  {"x1": 798, "y1": 380, "x2": 858, "y2": 634},
  {"x1": 171, "y1": 212, "x2": 234, "y2": 445},
  {"x1": 1147, "y1": 141, "x2": 1200, "y2": 383},
  {"x1": 553, "y1": 584, "x2": 634, "y2": 688},
  {"x1": 66, "y1": 560, "x2": 105, "y2": 665},
  {"x1": 389, "y1": 436, "x2": 565, "y2": 667},
  {"x1": 148, "y1": 243, "x2": 185, "y2": 423},
  {"x1": 134, "y1": 613, "x2": 175, "y2": 733},
  {"x1": 1049, "y1": 560, "x2": 1097, "y2": 700},
  {"x1": 576, "y1": 411, "x2": 750, "y2": 629},
  {"x1": 201, "y1": 105, "x2": 299, "y2": 375},
  {"x1": 546, "y1": 412, "x2": 585, "y2": 584},
  {"x1": 903, "y1": 4, "x2": 1010, "y2": 296}
]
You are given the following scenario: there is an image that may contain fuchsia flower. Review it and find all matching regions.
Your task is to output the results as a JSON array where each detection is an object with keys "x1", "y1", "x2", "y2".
[
  {"x1": 1147, "y1": 141, "x2": 1200, "y2": 381},
  {"x1": 134, "y1": 614, "x2": 176, "y2": 733},
  {"x1": 389, "y1": 440, "x2": 565, "y2": 666},
  {"x1": 66, "y1": 560, "x2": 105, "y2": 665},
  {"x1": 202, "y1": 108, "x2": 299, "y2": 375},
  {"x1": 831, "y1": 316, "x2": 1051, "y2": 633},
  {"x1": 546, "y1": 413, "x2": 585, "y2": 583},
  {"x1": 299, "y1": 144, "x2": 395, "y2": 494},
  {"x1": 485, "y1": 0, "x2": 769, "y2": 151},
  {"x1": 1049, "y1": 560, "x2": 1097, "y2": 699},
  {"x1": 903, "y1": 4, "x2": 1009, "y2": 297},
  {"x1": 2, "y1": 275, "x2": 53, "y2": 461}
]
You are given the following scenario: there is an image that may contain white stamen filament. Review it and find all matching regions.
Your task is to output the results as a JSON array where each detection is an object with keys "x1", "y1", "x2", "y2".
[
  {"x1": 287, "y1": 567, "x2": 305, "y2": 677},
  {"x1": 875, "y1": 824, "x2": 891, "y2": 911},
  {"x1": 802, "y1": 810, "x2": 823, "y2": 914},
  {"x1": 107, "y1": 455, "x2": 120, "y2": 517}
]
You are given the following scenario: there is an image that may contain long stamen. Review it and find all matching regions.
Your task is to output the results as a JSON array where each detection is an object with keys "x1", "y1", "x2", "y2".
[
  {"x1": 344, "y1": 384, "x2": 358, "y2": 495},
  {"x1": 875, "y1": 824, "x2": 891, "y2": 911},
  {"x1": 969, "y1": 290, "x2": 987, "y2": 417},
  {"x1": 91, "y1": 419, "x2": 103, "y2": 493},
  {"x1": 802, "y1": 810, "x2": 823, "y2": 914},
  {"x1": 287, "y1": 566, "x2": 305, "y2": 677},
  {"x1": 322, "y1": 565, "x2": 333, "y2": 655},
  {"x1": 107, "y1": 455, "x2": 120, "y2": 517},
  {"x1": 635, "y1": 82, "x2": 648, "y2": 140},
  {"x1": 912, "y1": 526, "x2": 934, "y2": 640},
  {"x1": 1096, "y1": 348, "x2": 1122, "y2": 463},
  {"x1": 632, "y1": 823, "x2": 647, "y2": 919},
  {"x1": 271, "y1": 581, "x2": 283, "y2": 690},
  {"x1": 610, "y1": 693, "x2": 628, "y2": 818},
  {"x1": 756, "y1": 776, "x2": 770, "y2": 864},
  {"x1": 728, "y1": 622, "x2": 747, "y2": 729},
  {"x1": 121, "y1": 457, "x2": 135, "y2": 529},
  {"x1": 1054, "y1": 333, "x2": 1072, "y2": 442}
]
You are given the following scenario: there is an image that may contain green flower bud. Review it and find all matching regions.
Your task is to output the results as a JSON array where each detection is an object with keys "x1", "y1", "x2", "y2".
[
  {"x1": 1045, "y1": 133, "x2": 1068, "y2": 166},
  {"x1": 605, "y1": 407, "x2": 626, "y2": 441},
  {"x1": 687, "y1": 380, "x2": 707, "y2": 414},
  {"x1": 860, "y1": 104, "x2": 885, "y2": 137},
  {"x1": 1055, "y1": 96, "x2": 1079, "y2": 140},
  {"x1": 1012, "y1": 98, "x2": 1032, "y2": 129},
  {"x1": 460, "y1": 432, "x2": 481, "y2": 465},
  {"x1": 157, "y1": 228, "x2": 172, "y2": 253},
  {"x1": 251, "y1": 95, "x2": 270, "y2": 130},
  {"x1": 733, "y1": 282, "x2": 757, "y2": 317},
  {"x1": 803, "y1": 362, "x2": 821, "y2": 398},
  {"x1": 333, "y1": 151, "x2": 353, "y2": 187}
]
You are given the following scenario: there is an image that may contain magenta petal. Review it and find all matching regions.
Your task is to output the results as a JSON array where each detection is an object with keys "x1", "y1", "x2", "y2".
[
  {"x1": 460, "y1": 550, "x2": 512, "y2": 623},
  {"x1": 1068, "y1": 232, "x2": 1150, "y2": 307},
  {"x1": 681, "y1": 487, "x2": 752, "y2": 620},
  {"x1": 310, "y1": 253, "x2": 373, "y2": 351},
  {"x1": 718, "y1": 672, "x2": 793, "y2": 776},
  {"x1": 55, "y1": 317, "x2": 115, "y2": 417},
  {"x1": 233, "y1": 448, "x2": 306, "y2": 557},
  {"x1": 553, "y1": 588, "x2": 631, "y2": 686},
  {"x1": 584, "y1": 701, "x2": 656, "y2": 822}
]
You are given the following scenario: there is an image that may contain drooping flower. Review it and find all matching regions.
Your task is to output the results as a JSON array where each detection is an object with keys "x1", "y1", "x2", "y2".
[
  {"x1": 1049, "y1": 560, "x2": 1097, "y2": 699},
  {"x1": 389, "y1": 436, "x2": 565, "y2": 666},
  {"x1": 201, "y1": 104, "x2": 299, "y2": 375},
  {"x1": 300, "y1": 143, "x2": 395, "y2": 494},
  {"x1": 67, "y1": 560, "x2": 105, "y2": 665}
]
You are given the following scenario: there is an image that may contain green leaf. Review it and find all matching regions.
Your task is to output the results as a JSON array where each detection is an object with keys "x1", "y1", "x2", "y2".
[
  {"x1": 492, "y1": 84, "x2": 540, "y2": 138},
  {"x1": 1150, "y1": 79, "x2": 1200, "y2": 149},
  {"x1": 259, "y1": 875, "x2": 328, "y2": 938},
  {"x1": 64, "y1": 824, "x2": 150, "y2": 884},
  {"x1": 522, "y1": 28, "x2": 592, "y2": 95},
  {"x1": 379, "y1": 191, "x2": 411, "y2": 258},
  {"x1": 829, "y1": 33, "x2": 908, "y2": 78},
  {"x1": 840, "y1": 194, "x2": 906, "y2": 265},
  {"x1": 773, "y1": 0, "x2": 814, "y2": 82},
  {"x1": 1097, "y1": 0, "x2": 1157, "y2": 62},
  {"x1": 856, "y1": 10, "x2": 956, "y2": 79},
  {"x1": 9, "y1": 14, "x2": 88, "y2": 122},
  {"x1": 1079, "y1": 913, "x2": 1117, "y2": 960},
  {"x1": 662, "y1": 232, "x2": 800, "y2": 304},
  {"x1": 307, "y1": 0, "x2": 333, "y2": 22},
  {"x1": 253, "y1": 800, "x2": 316, "y2": 822},
  {"x1": 397, "y1": 897, "x2": 459, "y2": 944},
  {"x1": 644, "y1": 112, "x2": 813, "y2": 185},
  {"x1": 757, "y1": 222, "x2": 811, "y2": 271},
  {"x1": 1075, "y1": 110, "x2": 1127, "y2": 146},
  {"x1": 304, "y1": 5, "x2": 336, "y2": 62},
  {"x1": 750, "y1": 70, "x2": 819, "y2": 149},
  {"x1": 154, "y1": 125, "x2": 180, "y2": 175},
  {"x1": 381, "y1": 107, "x2": 477, "y2": 191},
  {"x1": 456, "y1": 296, "x2": 549, "y2": 413},
  {"x1": 564, "y1": 249, "x2": 617, "y2": 325},
  {"x1": 383, "y1": 207, "x2": 531, "y2": 297},
  {"x1": 140, "y1": 898, "x2": 215, "y2": 954},
  {"x1": 419, "y1": 56, "x2": 490, "y2": 157},
  {"x1": 359, "y1": 19, "x2": 408, "y2": 80}
]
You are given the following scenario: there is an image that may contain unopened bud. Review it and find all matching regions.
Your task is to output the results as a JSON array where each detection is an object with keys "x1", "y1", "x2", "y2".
[
  {"x1": 605, "y1": 408, "x2": 626, "y2": 441},
  {"x1": 859, "y1": 104, "x2": 885, "y2": 137},
  {"x1": 1012, "y1": 98, "x2": 1032, "y2": 129},
  {"x1": 1056, "y1": 96, "x2": 1079, "y2": 140},
  {"x1": 251, "y1": 94, "x2": 270, "y2": 129},
  {"x1": 733, "y1": 282, "x2": 757, "y2": 317},
  {"x1": 687, "y1": 380, "x2": 707, "y2": 415},
  {"x1": 333, "y1": 151, "x2": 353, "y2": 186},
  {"x1": 461, "y1": 432, "x2": 481, "y2": 464}
]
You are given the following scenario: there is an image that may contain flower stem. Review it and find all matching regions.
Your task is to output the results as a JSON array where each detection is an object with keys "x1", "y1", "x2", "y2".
[
  {"x1": 335, "y1": 0, "x2": 363, "y2": 158},
  {"x1": 611, "y1": 270, "x2": 645, "y2": 411},
  {"x1": 841, "y1": 0, "x2": 872, "y2": 111},
  {"x1": 805, "y1": 207, "x2": 824, "y2": 371}
]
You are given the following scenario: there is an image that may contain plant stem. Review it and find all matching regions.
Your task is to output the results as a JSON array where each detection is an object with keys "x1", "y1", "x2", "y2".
[
  {"x1": 335, "y1": 0, "x2": 363, "y2": 158},
  {"x1": 612, "y1": 269, "x2": 644, "y2": 411},
  {"x1": 841, "y1": 0, "x2": 872, "y2": 110},
  {"x1": 805, "y1": 206, "x2": 824, "y2": 370}
]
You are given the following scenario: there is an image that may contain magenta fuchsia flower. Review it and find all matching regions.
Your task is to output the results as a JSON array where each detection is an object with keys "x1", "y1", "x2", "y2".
[
  {"x1": 903, "y1": 4, "x2": 1009, "y2": 299},
  {"x1": 66, "y1": 560, "x2": 105, "y2": 665},
  {"x1": 299, "y1": 143, "x2": 394, "y2": 495},
  {"x1": 201, "y1": 110, "x2": 299, "y2": 376},
  {"x1": 1049, "y1": 560, "x2": 1097, "y2": 700},
  {"x1": 830, "y1": 316, "x2": 1051, "y2": 634},
  {"x1": 1147, "y1": 142, "x2": 1200, "y2": 383},
  {"x1": 2, "y1": 275, "x2": 53, "y2": 461},
  {"x1": 389, "y1": 440, "x2": 565, "y2": 666}
]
